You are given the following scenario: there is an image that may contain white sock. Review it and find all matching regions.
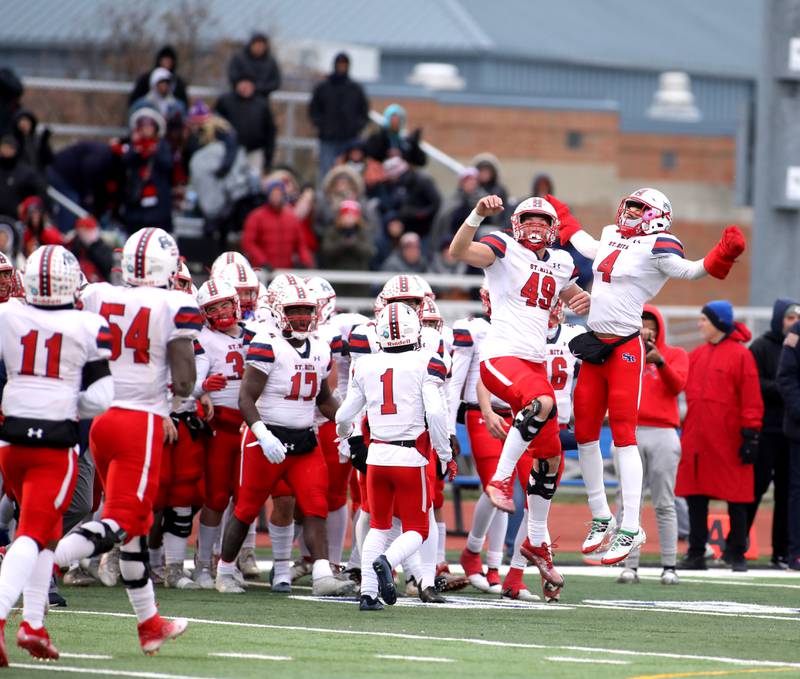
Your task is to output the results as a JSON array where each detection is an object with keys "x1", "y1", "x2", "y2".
[
  {"x1": 492, "y1": 427, "x2": 529, "y2": 480},
  {"x1": 267, "y1": 521, "x2": 294, "y2": 584},
  {"x1": 355, "y1": 511, "x2": 371, "y2": 557},
  {"x1": 217, "y1": 559, "x2": 236, "y2": 576},
  {"x1": 164, "y1": 535, "x2": 188, "y2": 567},
  {"x1": 360, "y1": 529, "x2": 389, "y2": 597},
  {"x1": 120, "y1": 540, "x2": 157, "y2": 623},
  {"x1": 243, "y1": 521, "x2": 257, "y2": 551},
  {"x1": 346, "y1": 509, "x2": 361, "y2": 569},
  {"x1": 0, "y1": 536, "x2": 38, "y2": 619},
  {"x1": 54, "y1": 518, "x2": 121, "y2": 568},
  {"x1": 466, "y1": 492, "x2": 497, "y2": 553},
  {"x1": 527, "y1": 493, "x2": 551, "y2": 544},
  {"x1": 148, "y1": 546, "x2": 164, "y2": 569},
  {"x1": 617, "y1": 445, "x2": 644, "y2": 532},
  {"x1": 326, "y1": 505, "x2": 348, "y2": 565},
  {"x1": 419, "y1": 510, "x2": 438, "y2": 589},
  {"x1": 385, "y1": 531, "x2": 423, "y2": 568},
  {"x1": 578, "y1": 441, "x2": 611, "y2": 519},
  {"x1": 23, "y1": 549, "x2": 54, "y2": 629},
  {"x1": 436, "y1": 521, "x2": 446, "y2": 564},
  {"x1": 312, "y1": 558, "x2": 333, "y2": 581},
  {"x1": 510, "y1": 511, "x2": 529, "y2": 570},
  {"x1": 486, "y1": 510, "x2": 508, "y2": 569},
  {"x1": 197, "y1": 522, "x2": 220, "y2": 565}
]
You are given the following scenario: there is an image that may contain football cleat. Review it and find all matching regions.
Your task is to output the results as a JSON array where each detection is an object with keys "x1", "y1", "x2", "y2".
[
  {"x1": 165, "y1": 563, "x2": 200, "y2": 590},
  {"x1": 460, "y1": 548, "x2": 490, "y2": 592},
  {"x1": 137, "y1": 614, "x2": 188, "y2": 656},
  {"x1": 237, "y1": 548, "x2": 261, "y2": 579},
  {"x1": 359, "y1": 594, "x2": 384, "y2": 611},
  {"x1": 582, "y1": 516, "x2": 616, "y2": 554},
  {"x1": 373, "y1": 555, "x2": 397, "y2": 605},
  {"x1": 63, "y1": 564, "x2": 97, "y2": 587},
  {"x1": 0, "y1": 620, "x2": 7, "y2": 667},
  {"x1": 271, "y1": 581, "x2": 292, "y2": 594},
  {"x1": 542, "y1": 578, "x2": 561, "y2": 603},
  {"x1": 616, "y1": 567, "x2": 640, "y2": 584},
  {"x1": 486, "y1": 567, "x2": 502, "y2": 594},
  {"x1": 486, "y1": 477, "x2": 515, "y2": 513},
  {"x1": 435, "y1": 562, "x2": 469, "y2": 591},
  {"x1": 520, "y1": 539, "x2": 564, "y2": 587},
  {"x1": 193, "y1": 563, "x2": 215, "y2": 590},
  {"x1": 215, "y1": 572, "x2": 245, "y2": 594},
  {"x1": 601, "y1": 528, "x2": 646, "y2": 565},
  {"x1": 17, "y1": 621, "x2": 59, "y2": 660},
  {"x1": 344, "y1": 567, "x2": 361, "y2": 585},
  {"x1": 501, "y1": 567, "x2": 541, "y2": 602},
  {"x1": 660, "y1": 568, "x2": 680, "y2": 585},
  {"x1": 151, "y1": 560, "x2": 165, "y2": 586},
  {"x1": 418, "y1": 585, "x2": 447, "y2": 603},
  {"x1": 404, "y1": 575, "x2": 419, "y2": 597},
  {"x1": 98, "y1": 545, "x2": 121, "y2": 587},
  {"x1": 290, "y1": 558, "x2": 313, "y2": 582},
  {"x1": 312, "y1": 575, "x2": 358, "y2": 597}
]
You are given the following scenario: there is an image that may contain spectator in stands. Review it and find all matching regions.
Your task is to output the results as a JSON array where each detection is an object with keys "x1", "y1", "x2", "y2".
[
  {"x1": 374, "y1": 157, "x2": 441, "y2": 242},
  {"x1": 241, "y1": 179, "x2": 313, "y2": 270},
  {"x1": 748, "y1": 299, "x2": 799, "y2": 569},
  {"x1": 267, "y1": 168, "x2": 319, "y2": 258},
  {"x1": 117, "y1": 108, "x2": 174, "y2": 234},
  {"x1": 130, "y1": 67, "x2": 187, "y2": 125},
  {"x1": 365, "y1": 104, "x2": 426, "y2": 167},
  {"x1": 18, "y1": 196, "x2": 63, "y2": 256},
  {"x1": 381, "y1": 231, "x2": 426, "y2": 273},
  {"x1": 0, "y1": 68, "x2": 23, "y2": 137},
  {"x1": 315, "y1": 164, "x2": 378, "y2": 240},
  {"x1": 128, "y1": 45, "x2": 189, "y2": 110},
  {"x1": 341, "y1": 139, "x2": 367, "y2": 176},
  {"x1": 65, "y1": 215, "x2": 113, "y2": 283},
  {"x1": 430, "y1": 166, "x2": 485, "y2": 248},
  {"x1": 531, "y1": 173, "x2": 554, "y2": 198},
  {"x1": 216, "y1": 74, "x2": 276, "y2": 176},
  {"x1": 0, "y1": 134, "x2": 42, "y2": 222},
  {"x1": 776, "y1": 316, "x2": 800, "y2": 571},
  {"x1": 184, "y1": 101, "x2": 238, "y2": 175},
  {"x1": 676, "y1": 301, "x2": 763, "y2": 572},
  {"x1": 0, "y1": 217, "x2": 18, "y2": 262},
  {"x1": 228, "y1": 32, "x2": 281, "y2": 99},
  {"x1": 614, "y1": 304, "x2": 688, "y2": 585},
  {"x1": 427, "y1": 236, "x2": 468, "y2": 276},
  {"x1": 472, "y1": 153, "x2": 510, "y2": 225},
  {"x1": 12, "y1": 109, "x2": 53, "y2": 176},
  {"x1": 309, "y1": 52, "x2": 369, "y2": 180},
  {"x1": 319, "y1": 199, "x2": 375, "y2": 293}
]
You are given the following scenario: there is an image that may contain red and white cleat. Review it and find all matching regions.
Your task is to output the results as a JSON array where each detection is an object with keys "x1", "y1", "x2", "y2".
[
  {"x1": 486, "y1": 477, "x2": 515, "y2": 513},
  {"x1": 500, "y1": 566, "x2": 541, "y2": 602},
  {"x1": 17, "y1": 621, "x2": 59, "y2": 660},
  {"x1": 486, "y1": 567, "x2": 502, "y2": 594},
  {"x1": 0, "y1": 620, "x2": 7, "y2": 668},
  {"x1": 137, "y1": 614, "x2": 188, "y2": 656},
  {"x1": 520, "y1": 538, "x2": 565, "y2": 587},
  {"x1": 542, "y1": 577, "x2": 561, "y2": 603},
  {"x1": 459, "y1": 549, "x2": 490, "y2": 592}
]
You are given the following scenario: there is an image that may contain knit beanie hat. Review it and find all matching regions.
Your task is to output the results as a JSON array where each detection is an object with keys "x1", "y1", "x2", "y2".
[{"x1": 702, "y1": 299, "x2": 734, "y2": 333}]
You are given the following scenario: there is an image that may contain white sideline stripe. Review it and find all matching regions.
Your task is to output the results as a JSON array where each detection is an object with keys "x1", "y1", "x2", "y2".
[
  {"x1": 546, "y1": 656, "x2": 629, "y2": 665},
  {"x1": 9, "y1": 664, "x2": 221, "y2": 679},
  {"x1": 209, "y1": 652, "x2": 291, "y2": 661},
  {"x1": 60, "y1": 652, "x2": 113, "y2": 659},
  {"x1": 376, "y1": 654, "x2": 454, "y2": 663},
  {"x1": 54, "y1": 448, "x2": 76, "y2": 509},
  {"x1": 483, "y1": 358, "x2": 513, "y2": 386},
  {"x1": 136, "y1": 412, "x2": 154, "y2": 501},
  {"x1": 51, "y1": 610, "x2": 800, "y2": 669},
  {"x1": 576, "y1": 602, "x2": 800, "y2": 623}
]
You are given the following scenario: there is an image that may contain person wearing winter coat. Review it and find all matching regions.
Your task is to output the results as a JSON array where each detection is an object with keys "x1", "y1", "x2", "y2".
[
  {"x1": 373, "y1": 157, "x2": 441, "y2": 240},
  {"x1": 128, "y1": 45, "x2": 189, "y2": 110},
  {"x1": 12, "y1": 108, "x2": 53, "y2": 176},
  {"x1": 0, "y1": 134, "x2": 43, "y2": 221},
  {"x1": 364, "y1": 104, "x2": 426, "y2": 167},
  {"x1": 18, "y1": 196, "x2": 63, "y2": 256},
  {"x1": 0, "y1": 67, "x2": 23, "y2": 137},
  {"x1": 315, "y1": 164, "x2": 379, "y2": 239},
  {"x1": 472, "y1": 152, "x2": 510, "y2": 225},
  {"x1": 65, "y1": 215, "x2": 113, "y2": 283},
  {"x1": 675, "y1": 300, "x2": 764, "y2": 572},
  {"x1": 748, "y1": 299, "x2": 799, "y2": 569},
  {"x1": 129, "y1": 67, "x2": 187, "y2": 125},
  {"x1": 228, "y1": 33, "x2": 281, "y2": 99},
  {"x1": 319, "y1": 199, "x2": 374, "y2": 295}
]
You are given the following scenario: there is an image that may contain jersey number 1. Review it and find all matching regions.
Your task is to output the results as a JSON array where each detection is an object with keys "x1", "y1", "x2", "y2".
[
  {"x1": 19, "y1": 330, "x2": 62, "y2": 379},
  {"x1": 520, "y1": 273, "x2": 557, "y2": 309},
  {"x1": 379, "y1": 369, "x2": 398, "y2": 415}
]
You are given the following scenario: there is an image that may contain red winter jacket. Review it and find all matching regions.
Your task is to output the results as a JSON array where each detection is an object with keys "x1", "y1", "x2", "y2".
[
  {"x1": 675, "y1": 322, "x2": 763, "y2": 503},
  {"x1": 638, "y1": 304, "x2": 688, "y2": 429},
  {"x1": 241, "y1": 204, "x2": 313, "y2": 270}
]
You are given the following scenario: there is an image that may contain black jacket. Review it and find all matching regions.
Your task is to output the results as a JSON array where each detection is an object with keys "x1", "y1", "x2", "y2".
[
  {"x1": 777, "y1": 318, "x2": 800, "y2": 441},
  {"x1": 228, "y1": 43, "x2": 281, "y2": 97},
  {"x1": 128, "y1": 46, "x2": 189, "y2": 108},
  {"x1": 364, "y1": 127, "x2": 426, "y2": 166},
  {"x1": 215, "y1": 93, "x2": 275, "y2": 160},
  {"x1": 375, "y1": 170, "x2": 441, "y2": 238},
  {"x1": 50, "y1": 141, "x2": 124, "y2": 218},
  {"x1": 308, "y1": 75, "x2": 368, "y2": 141},
  {"x1": 0, "y1": 154, "x2": 43, "y2": 219},
  {"x1": 751, "y1": 299, "x2": 798, "y2": 434}
]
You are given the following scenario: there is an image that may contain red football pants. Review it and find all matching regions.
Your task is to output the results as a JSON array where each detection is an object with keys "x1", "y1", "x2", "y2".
[
  {"x1": 367, "y1": 464, "x2": 430, "y2": 539},
  {"x1": 204, "y1": 425, "x2": 242, "y2": 513},
  {"x1": 157, "y1": 419, "x2": 204, "y2": 509},
  {"x1": 319, "y1": 420, "x2": 351, "y2": 511}
]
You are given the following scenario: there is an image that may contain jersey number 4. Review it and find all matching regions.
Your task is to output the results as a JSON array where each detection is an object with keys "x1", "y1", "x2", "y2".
[
  {"x1": 19, "y1": 330, "x2": 62, "y2": 379},
  {"x1": 520, "y1": 272, "x2": 557, "y2": 309},
  {"x1": 597, "y1": 250, "x2": 621, "y2": 283},
  {"x1": 99, "y1": 303, "x2": 151, "y2": 364}
]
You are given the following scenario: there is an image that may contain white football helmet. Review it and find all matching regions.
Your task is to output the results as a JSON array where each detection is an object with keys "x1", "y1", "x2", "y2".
[
  {"x1": 510, "y1": 197, "x2": 559, "y2": 248},
  {"x1": 305, "y1": 276, "x2": 337, "y2": 324},
  {"x1": 173, "y1": 260, "x2": 193, "y2": 293},
  {"x1": 381, "y1": 274, "x2": 426, "y2": 313},
  {"x1": 373, "y1": 291, "x2": 386, "y2": 318},
  {"x1": 266, "y1": 273, "x2": 302, "y2": 309},
  {"x1": 23, "y1": 245, "x2": 82, "y2": 307},
  {"x1": 0, "y1": 251, "x2": 13, "y2": 302},
  {"x1": 479, "y1": 277, "x2": 491, "y2": 316},
  {"x1": 421, "y1": 296, "x2": 443, "y2": 332},
  {"x1": 376, "y1": 302, "x2": 421, "y2": 350},
  {"x1": 275, "y1": 280, "x2": 318, "y2": 340},
  {"x1": 616, "y1": 187, "x2": 672, "y2": 238},
  {"x1": 210, "y1": 251, "x2": 251, "y2": 276},
  {"x1": 197, "y1": 278, "x2": 240, "y2": 330},
  {"x1": 219, "y1": 262, "x2": 259, "y2": 314},
  {"x1": 11, "y1": 269, "x2": 24, "y2": 299},
  {"x1": 412, "y1": 274, "x2": 435, "y2": 300},
  {"x1": 121, "y1": 227, "x2": 179, "y2": 288}
]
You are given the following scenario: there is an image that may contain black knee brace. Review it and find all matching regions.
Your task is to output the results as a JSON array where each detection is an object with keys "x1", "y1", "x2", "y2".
[
  {"x1": 514, "y1": 399, "x2": 557, "y2": 442},
  {"x1": 77, "y1": 520, "x2": 127, "y2": 557},
  {"x1": 527, "y1": 458, "x2": 560, "y2": 500},
  {"x1": 119, "y1": 536, "x2": 151, "y2": 589},
  {"x1": 163, "y1": 507, "x2": 193, "y2": 539}
]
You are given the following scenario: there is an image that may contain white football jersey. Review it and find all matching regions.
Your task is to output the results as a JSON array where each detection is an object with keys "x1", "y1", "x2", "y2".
[
  {"x1": 245, "y1": 333, "x2": 332, "y2": 429},
  {"x1": 588, "y1": 225, "x2": 685, "y2": 335},
  {"x1": 348, "y1": 348, "x2": 448, "y2": 467},
  {"x1": 441, "y1": 325, "x2": 454, "y2": 356},
  {"x1": 479, "y1": 231, "x2": 577, "y2": 363},
  {"x1": 421, "y1": 326, "x2": 452, "y2": 373},
  {"x1": 80, "y1": 283, "x2": 202, "y2": 418},
  {"x1": 546, "y1": 323, "x2": 585, "y2": 425},
  {"x1": 0, "y1": 304, "x2": 111, "y2": 421},
  {"x1": 196, "y1": 323, "x2": 255, "y2": 409},
  {"x1": 314, "y1": 322, "x2": 347, "y2": 425}
]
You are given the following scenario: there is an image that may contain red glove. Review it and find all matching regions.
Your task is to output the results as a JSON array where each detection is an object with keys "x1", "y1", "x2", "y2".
[
  {"x1": 545, "y1": 194, "x2": 583, "y2": 245},
  {"x1": 446, "y1": 458, "x2": 458, "y2": 482},
  {"x1": 703, "y1": 225, "x2": 746, "y2": 280},
  {"x1": 202, "y1": 373, "x2": 228, "y2": 392}
]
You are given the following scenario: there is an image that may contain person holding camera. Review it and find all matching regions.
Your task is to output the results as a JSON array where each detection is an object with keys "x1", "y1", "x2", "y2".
[{"x1": 675, "y1": 300, "x2": 763, "y2": 572}]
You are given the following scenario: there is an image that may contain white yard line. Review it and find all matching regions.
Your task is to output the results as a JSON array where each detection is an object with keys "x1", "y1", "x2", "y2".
[
  {"x1": 208, "y1": 652, "x2": 291, "y2": 661},
  {"x1": 9, "y1": 664, "x2": 221, "y2": 679},
  {"x1": 52, "y1": 610, "x2": 800, "y2": 670},
  {"x1": 59, "y1": 652, "x2": 113, "y2": 659},
  {"x1": 376, "y1": 654, "x2": 454, "y2": 663},
  {"x1": 575, "y1": 602, "x2": 799, "y2": 623},
  {"x1": 546, "y1": 656, "x2": 630, "y2": 665}
]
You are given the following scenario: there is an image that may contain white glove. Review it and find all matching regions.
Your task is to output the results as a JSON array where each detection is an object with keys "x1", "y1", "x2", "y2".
[
  {"x1": 337, "y1": 437, "x2": 351, "y2": 464},
  {"x1": 336, "y1": 421, "x2": 355, "y2": 440},
  {"x1": 438, "y1": 454, "x2": 452, "y2": 476},
  {"x1": 249, "y1": 421, "x2": 287, "y2": 464}
]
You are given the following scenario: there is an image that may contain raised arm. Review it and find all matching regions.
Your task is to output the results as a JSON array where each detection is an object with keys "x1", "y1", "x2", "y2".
[
  {"x1": 448, "y1": 195, "x2": 502, "y2": 269},
  {"x1": 546, "y1": 194, "x2": 600, "y2": 260}
]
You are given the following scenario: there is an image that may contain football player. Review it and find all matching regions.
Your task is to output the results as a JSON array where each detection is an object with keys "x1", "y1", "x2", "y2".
[{"x1": 218, "y1": 262, "x2": 259, "y2": 321}]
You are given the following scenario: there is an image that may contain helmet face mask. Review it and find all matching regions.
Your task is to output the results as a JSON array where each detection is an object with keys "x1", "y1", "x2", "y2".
[
  {"x1": 276, "y1": 281, "x2": 318, "y2": 340},
  {"x1": 173, "y1": 260, "x2": 192, "y2": 293},
  {"x1": 283, "y1": 304, "x2": 317, "y2": 338},
  {"x1": 197, "y1": 278, "x2": 240, "y2": 330},
  {"x1": 616, "y1": 188, "x2": 672, "y2": 238},
  {"x1": 479, "y1": 283, "x2": 491, "y2": 316},
  {"x1": 511, "y1": 197, "x2": 559, "y2": 249}
]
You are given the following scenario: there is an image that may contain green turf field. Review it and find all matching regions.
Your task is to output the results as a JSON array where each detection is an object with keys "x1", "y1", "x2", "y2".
[{"x1": 5, "y1": 564, "x2": 800, "y2": 678}]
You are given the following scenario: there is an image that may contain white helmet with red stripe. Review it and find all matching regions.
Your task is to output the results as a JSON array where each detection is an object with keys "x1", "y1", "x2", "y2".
[
  {"x1": 210, "y1": 251, "x2": 251, "y2": 276},
  {"x1": 275, "y1": 279, "x2": 318, "y2": 340},
  {"x1": 412, "y1": 274, "x2": 435, "y2": 300},
  {"x1": 421, "y1": 296, "x2": 443, "y2": 333},
  {"x1": 11, "y1": 269, "x2": 25, "y2": 300},
  {"x1": 0, "y1": 251, "x2": 13, "y2": 302},
  {"x1": 121, "y1": 227, "x2": 179, "y2": 288},
  {"x1": 23, "y1": 245, "x2": 82, "y2": 307},
  {"x1": 381, "y1": 274, "x2": 426, "y2": 313},
  {"x1": 173, "y1": 259, "x2": 193, "y2": 293},
  {"x1": 305, "y1": 276, "x2": 337, "y2": 324},
  {"x1": 197, "y1": 277, "x2": 240, "y2": 330},
  {"x1": 266, "y1": 273, "x2": 302, "y2": 309},
  {"x1": 219, "y1": 262, "x2": 259, "y2": 313},
  {"x1": 510, "y1": 196, "x2": 559, "y2": 248},
  {"x1": 615, "y1": 187, "x2": 672, "y2": 238},
  {"x1": 376, "y1": 302, "x2": 421, "y2": 349}
]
